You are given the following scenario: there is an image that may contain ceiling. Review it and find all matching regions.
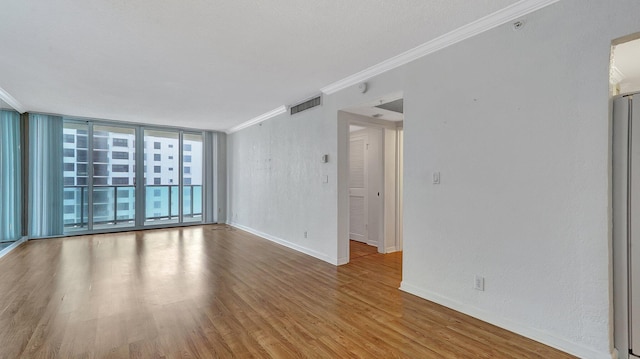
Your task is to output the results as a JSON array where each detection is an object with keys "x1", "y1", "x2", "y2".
[{"x1": 0, "y1": 0, "x2": 520, "y2": 131}]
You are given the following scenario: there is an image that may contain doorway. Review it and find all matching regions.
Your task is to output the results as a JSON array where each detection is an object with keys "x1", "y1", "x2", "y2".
[{"x1": 337, "y1": 93, "x2": 404, "y2": 264}]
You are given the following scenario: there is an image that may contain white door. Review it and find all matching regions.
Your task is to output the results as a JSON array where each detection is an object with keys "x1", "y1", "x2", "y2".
[{"x1": 349, "y1": 132, "x2": 367, "y2": 243}]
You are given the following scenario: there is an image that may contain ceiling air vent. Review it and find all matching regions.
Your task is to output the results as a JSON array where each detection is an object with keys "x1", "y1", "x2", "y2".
[{"x1": 290, "y1": 95, "x2": 322, "y2": 115}]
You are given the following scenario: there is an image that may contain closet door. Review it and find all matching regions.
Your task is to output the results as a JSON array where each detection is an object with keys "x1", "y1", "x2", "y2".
[{"x1": 349, "y1": 131, "x2": 368, "y2": 243}]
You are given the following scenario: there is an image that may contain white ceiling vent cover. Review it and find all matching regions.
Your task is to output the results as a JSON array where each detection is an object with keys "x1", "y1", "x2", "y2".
[{"x1": 290, "y1": 95, "x2": 322, "y2": 115}]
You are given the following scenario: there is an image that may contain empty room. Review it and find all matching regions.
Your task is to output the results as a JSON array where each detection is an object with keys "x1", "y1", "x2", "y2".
[{"x1": 1, "y1": 1, "x2": 640, "y2": 358}]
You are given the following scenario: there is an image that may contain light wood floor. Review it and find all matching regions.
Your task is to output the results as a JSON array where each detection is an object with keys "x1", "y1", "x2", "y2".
[
  {"x1": 0, "y1": 225, "x2": 575, "y2": 358},
  {"x1": 349, "y1": 240, "x2": 378, "y2": 259}
]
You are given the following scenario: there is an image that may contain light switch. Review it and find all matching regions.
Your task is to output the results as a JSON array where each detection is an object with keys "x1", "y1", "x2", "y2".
[
  {"x1": 323, "y1": 175, "x2": 329, "y2": 183},
  {"x1": 432, "y1": 171, "x2": 440, "y2": 184}
]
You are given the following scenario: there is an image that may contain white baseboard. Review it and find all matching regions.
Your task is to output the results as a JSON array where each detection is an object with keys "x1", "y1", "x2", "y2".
[
  {"x1": 385, "y1": 246, "x2": 398, "y2": 253},
  {"x1": 336, "y1": 256, "x2": 349, "y2": 265},
  {"x1": 399, "y1": 281, "x2": 611, "y2": 359},
  {"x1": 228, "y1": 222, "x2": 338, "y2": 265},
  {"x1": 0, "y1": 236, "x2": 28, "y2": 259}
]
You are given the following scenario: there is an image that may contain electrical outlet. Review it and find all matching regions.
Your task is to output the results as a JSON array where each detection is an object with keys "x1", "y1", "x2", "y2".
[
  {"x1": 304, "y1": 231, "x2": 308, "y2": 239},
  {"x1": 474, "y1": 275, "x2": 485, "y2": 291}
]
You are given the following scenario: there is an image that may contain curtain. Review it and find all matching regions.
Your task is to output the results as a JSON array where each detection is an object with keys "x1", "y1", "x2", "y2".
[
  {"x1": 28, "y1": 113, "x2": 63, "y2": 237},
  {"x1": 0, "y1": 109, "x2": 22, "y2": 242}
]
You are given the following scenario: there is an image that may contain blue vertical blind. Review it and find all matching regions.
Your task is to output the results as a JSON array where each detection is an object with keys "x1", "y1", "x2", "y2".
[
  {"x1": 0, "y1": 109, "x2": 22, "y2": 242},
  {"x1": 28, "y1": 114, "x2": 63, "y2": 237}
]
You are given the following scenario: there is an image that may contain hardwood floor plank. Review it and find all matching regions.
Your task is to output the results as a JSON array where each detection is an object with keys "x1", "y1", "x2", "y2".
[{"x1": 0, "y1": 225, "x2": 576, "y2": 358}]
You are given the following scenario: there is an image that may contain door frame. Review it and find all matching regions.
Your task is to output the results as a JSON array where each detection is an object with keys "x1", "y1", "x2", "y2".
[
  {"x1": 338, "y1": 110, "x2": 403, "y2": 264},
  {"x1": 613, "y1": 92, "x2": 640, "y2": 358}
]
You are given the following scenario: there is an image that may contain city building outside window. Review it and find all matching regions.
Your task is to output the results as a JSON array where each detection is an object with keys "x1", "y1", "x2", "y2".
[
  {"x1": 112, "y1": 164, "x2": 129, "y2": 172},
  {"x1": 112, "y1": 151, "x2": 129, "y2": 160},
  {"x1": 112, "y1": 177, "x2": 129, "y2": 185},
  {"x1": 113, "y1": 138, "x2": 128, "y2": 147}
]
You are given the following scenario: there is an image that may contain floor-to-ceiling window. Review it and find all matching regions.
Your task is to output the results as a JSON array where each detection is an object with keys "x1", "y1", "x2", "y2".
[
  {"x1": 63, "y1": 122, "x2": 89, "y2": 231},
  {"x1": 93, "y1": 125, "x2": 136, "y2": 230},
  {"x1": 63, "y1": 123, "x2": 137, "y2": 231},
  {"x1": 60, "y1": 118, "x2": 211, "y2": 235},
  {"x1": 143, "y1": 130, "x2": 180, "y2": 225},
  {"x1": 183, "y1": 133, "x2": 203, "y2": 223}
]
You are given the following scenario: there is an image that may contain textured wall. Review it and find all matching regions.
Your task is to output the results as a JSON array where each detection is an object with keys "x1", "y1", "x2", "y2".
[
  {"x1": 227, "y1": 106, "x2": 339, "y2": 262},
  {"x1": 228, "y1": 1, "x2": 640, "y2": 357}
]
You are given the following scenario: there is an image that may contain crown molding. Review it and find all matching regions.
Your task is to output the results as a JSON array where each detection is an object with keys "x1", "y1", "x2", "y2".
[
  {"x1": 227, "y1": 105, "x2": 287, "y2": 134},
  {"x1": 320, "y1": 0, "x2": 560, "y2": 95},
  {"x1": 226, "y1": 0, "x2": 559, "y2": 134},
  {"x1": 0, "y1": 86, "x2": 26, "y2": 113}
]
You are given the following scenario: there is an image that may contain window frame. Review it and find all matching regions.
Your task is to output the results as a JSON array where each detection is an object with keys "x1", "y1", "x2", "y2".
[{"x1": 61, "y1": 117, "x2": 212, "y2": 235}]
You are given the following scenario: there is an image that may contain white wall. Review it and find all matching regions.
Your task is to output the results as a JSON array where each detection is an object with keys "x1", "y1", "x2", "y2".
[
  {"x1": 227, "y1": 1, "x2": 640, "y2": 358},
  {"x1": 227, "y1": 106, "x2": 338, "y2": 263}
]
